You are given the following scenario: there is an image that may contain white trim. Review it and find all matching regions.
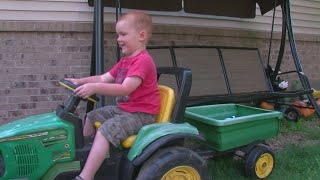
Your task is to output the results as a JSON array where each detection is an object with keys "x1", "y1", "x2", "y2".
[{"x1": 0, "y1": 0, "x2": 319, "y2": 34}]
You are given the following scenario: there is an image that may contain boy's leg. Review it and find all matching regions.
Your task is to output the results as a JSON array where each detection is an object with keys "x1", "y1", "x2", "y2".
[
  {"x1": 77, "y1": 107, "x2": 155, "y2": 179},
  {"x1": 79, "y1": 131, "x2": 110, "y2": 180},
  {"x1": 83, "y1": 116, "x2": 96, "y2": 137},
  {"x1": 83, "y1": 106, "x2": 117, "y2": 137}
]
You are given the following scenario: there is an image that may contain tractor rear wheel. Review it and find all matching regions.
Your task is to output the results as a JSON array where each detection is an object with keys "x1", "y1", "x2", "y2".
[{"x1": 136, "y1": 146, "x2": 209, "y2": 180}]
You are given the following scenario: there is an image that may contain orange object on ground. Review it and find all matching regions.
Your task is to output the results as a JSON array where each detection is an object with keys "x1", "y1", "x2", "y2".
[
  {"x1": 260, "y1": 102, "x2": 274, "y2": 110},
  {"x1": 293, "y1": 100, "x2": 315, "y2": 117}
]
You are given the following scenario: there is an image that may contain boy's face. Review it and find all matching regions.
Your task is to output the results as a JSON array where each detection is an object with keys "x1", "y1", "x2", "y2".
[{"x1": 116, "y1": 18, "x2": 145, "y2": 57}]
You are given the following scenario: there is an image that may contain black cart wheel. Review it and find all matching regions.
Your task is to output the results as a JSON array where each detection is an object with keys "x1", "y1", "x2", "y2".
[
  {"x1": 243, "y1": 145, "x2": 275, "y2": 179},
  {"x1": 284, "y1": 107, "x2": 301, "y2": 122},
  {"x1": 136, "y1": 146, "x2": 209, "y2": 180}
]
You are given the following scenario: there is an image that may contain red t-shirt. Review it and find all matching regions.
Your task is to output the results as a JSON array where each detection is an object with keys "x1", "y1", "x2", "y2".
[{"x1": 109, "y1": 50, "x2": 160, "y2": 114}]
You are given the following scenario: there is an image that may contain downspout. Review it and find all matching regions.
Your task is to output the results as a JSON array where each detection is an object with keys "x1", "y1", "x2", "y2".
[{"x1": 94, "y1": 0, "x2": 105, "y2": 108}]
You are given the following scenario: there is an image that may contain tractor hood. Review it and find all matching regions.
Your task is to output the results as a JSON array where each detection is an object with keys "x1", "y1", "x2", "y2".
[
  {"x1": 0, "y1": 112, "x2": 65, "y2": 140},
  {"x1": 88, "y1": 0, "x2": 283, "y2": 18}
]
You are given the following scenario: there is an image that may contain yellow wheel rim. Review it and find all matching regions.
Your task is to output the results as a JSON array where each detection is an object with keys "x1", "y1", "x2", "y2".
[
  {"x1": 161, "y1": 166, "x2": 201, "y2": 180},
  {"x1": 255, "y1": 153, "x2": 274, "y2": 178}
]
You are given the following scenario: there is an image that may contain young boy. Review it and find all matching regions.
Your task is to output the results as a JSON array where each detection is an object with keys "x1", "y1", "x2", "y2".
[{"x1": 67, "y1": 11, "x2": 160, "y2": 180}]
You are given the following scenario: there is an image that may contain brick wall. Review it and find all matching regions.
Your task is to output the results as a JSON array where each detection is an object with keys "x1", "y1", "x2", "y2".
[{"x1": 0, "y1": 21, "x2": 319, "y2": 123}]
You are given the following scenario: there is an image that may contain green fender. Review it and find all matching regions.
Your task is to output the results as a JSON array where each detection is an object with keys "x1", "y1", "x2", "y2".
[
  {"x1": 42, "y1": 161, "x2": 80, "y2": 179},
  {"x1": 127, "y1": 122, "x2": 199, "y2": 161}
]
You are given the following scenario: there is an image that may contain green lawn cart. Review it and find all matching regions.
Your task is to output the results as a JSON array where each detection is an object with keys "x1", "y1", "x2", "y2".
[{"x1": 0, "y1": 66, "x2": 282, "y2": 180}]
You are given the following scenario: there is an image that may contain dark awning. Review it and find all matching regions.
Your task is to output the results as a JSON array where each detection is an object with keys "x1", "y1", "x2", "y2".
[{"x1": 88, "y1": 0, "x2": 283, "y2": 18}]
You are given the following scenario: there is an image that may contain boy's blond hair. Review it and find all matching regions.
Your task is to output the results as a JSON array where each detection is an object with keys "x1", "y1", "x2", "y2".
[{"x1": 119, "y1": 11, "x2": 153, "y2": 40}]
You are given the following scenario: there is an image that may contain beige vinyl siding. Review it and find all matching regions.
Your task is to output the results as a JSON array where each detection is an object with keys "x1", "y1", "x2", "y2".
[
  {"x1": 0, "y1": 0, "x2": 94, "y2": 21},
  {"x1": 0, "y1": 0, "x2": 319, "y2": 34}
]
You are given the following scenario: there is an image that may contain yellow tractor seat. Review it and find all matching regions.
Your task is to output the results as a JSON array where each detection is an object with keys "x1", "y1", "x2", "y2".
[{"x1": 95, "y1": 85, "x2": 175, "y2": 148}]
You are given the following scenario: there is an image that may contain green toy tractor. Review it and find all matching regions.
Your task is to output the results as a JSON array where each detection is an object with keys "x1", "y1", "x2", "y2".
[
  {"x1": 0, "y1": 66, "x2": 283, "y2": 180},
  {"x1": 0, "y1": 67, "x2": 211, "y2": 180}
]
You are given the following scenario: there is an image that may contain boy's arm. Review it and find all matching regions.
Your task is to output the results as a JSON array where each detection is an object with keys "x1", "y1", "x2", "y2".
[
  {"x1": 65, "y1": 72, "x2": 114, "y2": 85},
  {"x1": 74, "y1": 76, "x2": 142, "y2": 99},
  {"x1": 101, "y1": 72, "x2": 115, "y2": 83}
]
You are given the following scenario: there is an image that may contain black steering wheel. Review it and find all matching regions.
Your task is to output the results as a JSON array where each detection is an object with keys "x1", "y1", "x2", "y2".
[{"x1": 59, "y1": 79, "x2": 99, "y2": 103}]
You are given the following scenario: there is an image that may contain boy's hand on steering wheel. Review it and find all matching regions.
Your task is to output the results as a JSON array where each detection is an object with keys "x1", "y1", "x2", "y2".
[
  {"x1": 74, "y1": 83, "x2": 97, "y2": 99},
  {"x1": 65, "y1": 78, "x2": 82, "y2": 85}
]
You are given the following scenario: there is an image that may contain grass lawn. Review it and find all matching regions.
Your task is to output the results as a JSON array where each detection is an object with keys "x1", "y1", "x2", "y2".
[{"x1": 207, "y1": 116, "x2": 320, "y2": 179}]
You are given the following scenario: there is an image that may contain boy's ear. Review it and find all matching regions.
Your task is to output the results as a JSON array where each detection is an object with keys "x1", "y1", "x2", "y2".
[{"x1": 139, "y1": 30, "x2": 148, "y2": 41}]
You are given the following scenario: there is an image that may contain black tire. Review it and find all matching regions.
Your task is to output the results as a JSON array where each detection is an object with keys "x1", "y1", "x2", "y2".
[
  {"x1": 136, "y1": 146, "x2": 210, "y2": 180},
  {"x1": 0, "y1": 152, "x2": 4, "y2": 177},
  {"x1": 243, "y1": 145, "x2": 275, "y2": 179},
  {"x1": 284, "y1": 107, "x2": 301, "y2": 122}
]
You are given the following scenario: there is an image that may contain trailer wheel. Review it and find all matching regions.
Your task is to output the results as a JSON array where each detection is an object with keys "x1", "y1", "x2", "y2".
[
  {"x1": 284, "y1": 107, "x2": 301, "y2": 122},
  {"x1": 136, "y1": 146, "x2": 209, "y2": 180},
  {"x1": 243, "y1": 145, "x2": 275, "y2": 179}
]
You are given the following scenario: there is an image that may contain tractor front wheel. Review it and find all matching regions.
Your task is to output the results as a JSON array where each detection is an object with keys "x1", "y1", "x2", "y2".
[{"x1": 136, "y1": 146, "x2": 209, "y2": 180}]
